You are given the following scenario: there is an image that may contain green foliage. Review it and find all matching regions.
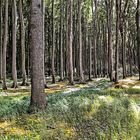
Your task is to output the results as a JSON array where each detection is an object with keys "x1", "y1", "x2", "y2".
[
  {"x1": 0, "y1": 86, "x2": 140, "y2": 139},
  {"x1": 0, "y1": 96, "x2": 29, "y2": 119}
]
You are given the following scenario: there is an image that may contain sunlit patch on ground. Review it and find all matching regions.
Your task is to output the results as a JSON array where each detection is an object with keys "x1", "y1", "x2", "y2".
[
  {"x1": 0, "y1": 121, "x2": 30, "y2": 136},
  {"x1": 114, "y1": 77, "x2": 140, "y2": 89},
  {"x1": 0, "y1": 78, "x2": 110, "y2": 97}
]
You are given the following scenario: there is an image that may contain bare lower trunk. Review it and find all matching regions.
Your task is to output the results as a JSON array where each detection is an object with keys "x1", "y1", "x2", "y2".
[
  {"x1": 19, "y1": 0, "x2": 27, "y2": 86},
  {"x1": 92, "y1": 0, "x2": 97, "y2": 78},
  {"x1": 2, "y1": 0, "x2": 8, "y2": 90},
  {"x1": 51, "y1": 0, "x2": 55, "y2": 84},
  {"x1": 89, "y1": 34, "x2": 92, "y2": 81},
  {"x1": 12, "y1": 0, "x2": 18, "y2": 88},
  {"x1": 115, "y1": 0, "x2": 120, "y2": 83},
  {"x1": 78, "y1": 0, "x2": 84, "y2": 82},
  {"x1": 30, "y1": 0, "x2": 46, "y2": 112},
  {"x1": 0, "y1": 0, "x2": 2, "y2": 80},
  {"x1": 136, "y1": 0, "x2": 140, "y2": 80},
  {"x1": 42, "y1": 0, "x2": 47, "y2": 87},
  {"x1": 67, "y1": 0, "x2": 74, "y2": 85},
  {"x1": 59, "y1": 0, "x2": 64, "y2": 81},
  {"x1": 105, "y1": 0, "x2": 114, "y2": 81}
]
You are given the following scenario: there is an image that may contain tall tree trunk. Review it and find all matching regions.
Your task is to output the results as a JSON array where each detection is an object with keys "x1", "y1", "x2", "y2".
[
  {"x1": 27, "y1": 13, "x2": 30, "y2": 83},
  {"x1": 67, "y1": 0, "x2": 74, "y2": 85},
  {"x1": 92, "y1": 0, "x2": 97, "y2": 78},
  {"x1": 19, "y1": 0, "x2": 27, "y2": 86},
  {"x1": 51, "y1": 0, "x2": 55, "y2": 84},
  {"x1": 105, "y1": 0, "x2": 114, "y2": 81},
  {"x1": 30, "y1": 0, "x2": 46, "y2": 112},
  {"x1": 42, "y1": 0, "x2": 47, "y2": 88},
  {"x1": 136, "y1": 0, "x2": 140, "y2": 80},
  {"x1": 119, "y1": 0, "x2": 129, "y2": 79},
  {"x1": 59, "y1": 0, "x2": 64, "y2": 81},
  {"x1": 78, "y1": 0, "x2": 84, "y2": 82},
  {"x1": 89, "y1": 32, "x2": 92, "y2": 81},
  {"x1": 2, "y1": 0, "x2": 8, "y2": 90},
  {"x1": 0, "y1": 0, "x2": 2, "y2": 80},
  {"x1": 102, "y1": 22, "x2": 107, "y2": 77},
  {"x1": 115, "y1": 0, "x2": 120, "y2": 83},
  {"x1": 12, "y1": 0, "x2": 18, "y2": 88}
]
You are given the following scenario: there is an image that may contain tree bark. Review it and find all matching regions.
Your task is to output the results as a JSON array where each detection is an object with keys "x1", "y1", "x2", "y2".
[
  {"x1": 30, "y1": 0, "x2": 46, "y2": 112},
  {"x1": 59, "y1": 0, "x2": 64, "y2": 81},
  {"x1": 2, "y1": 0, "x2": 8, "y2": 90},
  {"x1": 67, "y1": 0, "x2": 74, "y2": 85},
  {"x1": 19, "y1": 0, "x2": 27, "y2": 86},
  {"x1": 78, "y1": 0, "x2": 84, "y2": 82},
  {"x1": 119, "y1": 0, "x2": 129, "y2": 79},
  {"x1": 89, "y1": 33, "x2": 92, "y2": 81},
  {"x1": 51, "y1": 0, "x2": 55, "y2": 84},
  {"x1": 136, "y1": 0, "x2": 140, "y2": 80},
  {"x1": 115, "y1": 0, "x2": 120, "y2": 83},
  {"x1": 11, "y1": 0, "x2": 18, "y2": 88},
  {"x1": 105, "y1": 0, "x2": 114, "y2": 81},
  {"x1": 92, "y1": 0, "x2": 97, "y2": 78},
  {"x1": 0, "y1": 0, "x2": 2, "y2": 80},
  {"x1": 42, "y1": 0, "x2": 48, "y2": 88}
]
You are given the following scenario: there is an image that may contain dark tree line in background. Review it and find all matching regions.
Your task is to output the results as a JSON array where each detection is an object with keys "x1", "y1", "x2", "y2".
[{"x1": 0, "y1": 0, "x2": 139, "y2": 110}]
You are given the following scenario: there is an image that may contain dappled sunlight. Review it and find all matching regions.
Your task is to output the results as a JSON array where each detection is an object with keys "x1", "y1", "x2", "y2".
[
  {"x1": 0, "y1": 87, "x2": 30, "y2": 97},
  {"x1": 0, "y1": 77, "x2": 140, "y2": 139},
  {"x1": 0, "y1": 121, "x2": 29, "y2": 136},
  {"x1": 0, "y1": 78, "x2": 110, "y2": 97},
  {"x1": 114, "y1": 77, "x2": 140, "y2": 89}
]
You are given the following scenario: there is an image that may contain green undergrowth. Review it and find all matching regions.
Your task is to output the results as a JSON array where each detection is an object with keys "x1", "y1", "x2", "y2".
[{"x1": 0, "y1": 79, "x2": 140, "y2": 139}]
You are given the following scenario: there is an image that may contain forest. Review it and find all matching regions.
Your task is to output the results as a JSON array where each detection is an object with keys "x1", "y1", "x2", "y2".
[{"x1": 0, "y1": 0, "x2": 140, "y2": 139}]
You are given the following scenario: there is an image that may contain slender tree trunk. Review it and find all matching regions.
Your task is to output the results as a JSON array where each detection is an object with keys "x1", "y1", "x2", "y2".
[
  {"x1": 2, "y1": 0, "x2": 8, "y2": 90},
  {"x1": 115, "y1": 0, "x2": 120, "y2": 83},
  {"x1": 92, "y1": 0, "x2": 97, "y2": 78},
  {"x1": 30, "y1": 0, "x2": 46, "y2": 112},
  {"x1": 51, "y1": 0, "x2": 55, "y2": 84},
  {"x1": 0, "y1": 0, "x2": 2, "y2": 80},
  {"x1": 89, "y1": 33, "x2": 92, "y2": 81},
  {"x1": 128, "y1": 37, "x2": 132, "y2": 76},
  {"x1": 59, "y1": 0, "x2": 64, "y2": 81},
  {"x1": 78, "y1": 0, "x2": 84, "y2": 82},
  {"x1": 42, "y1": 0, "x2": 47, "y2": 88},
  {"x1": 102, "y1": 22, "x2": 107, "y2": 77},
  {"x1": 62, "y1": 1, "x2": 66, "y2": 78},
  {"x1": 105, "y1": 0, "x2": 114, "y2": 81},
  {"x1": 19, "y1": 0, "x2": 27, "y2": 86},
  {"x1": 67, "y1": 0, "x2": 74, "y2": 85},
  {"x1": 119, "y1": 0, "x2": 129, "y2": 79},
  {"x1": 48, "y1": 18, "x2": 51, "y2": 77},
  {"x1": 136, "y1": 0, "x2": 140, "y2": 80},
  {"x1": 12, "y1": 0, "x2": 18, "y2": 88}
]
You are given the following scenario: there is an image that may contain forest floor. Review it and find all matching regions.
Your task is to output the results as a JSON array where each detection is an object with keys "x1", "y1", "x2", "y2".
[{"x1": 0, "y1": 77, "x2": 140, "y2": 139}]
